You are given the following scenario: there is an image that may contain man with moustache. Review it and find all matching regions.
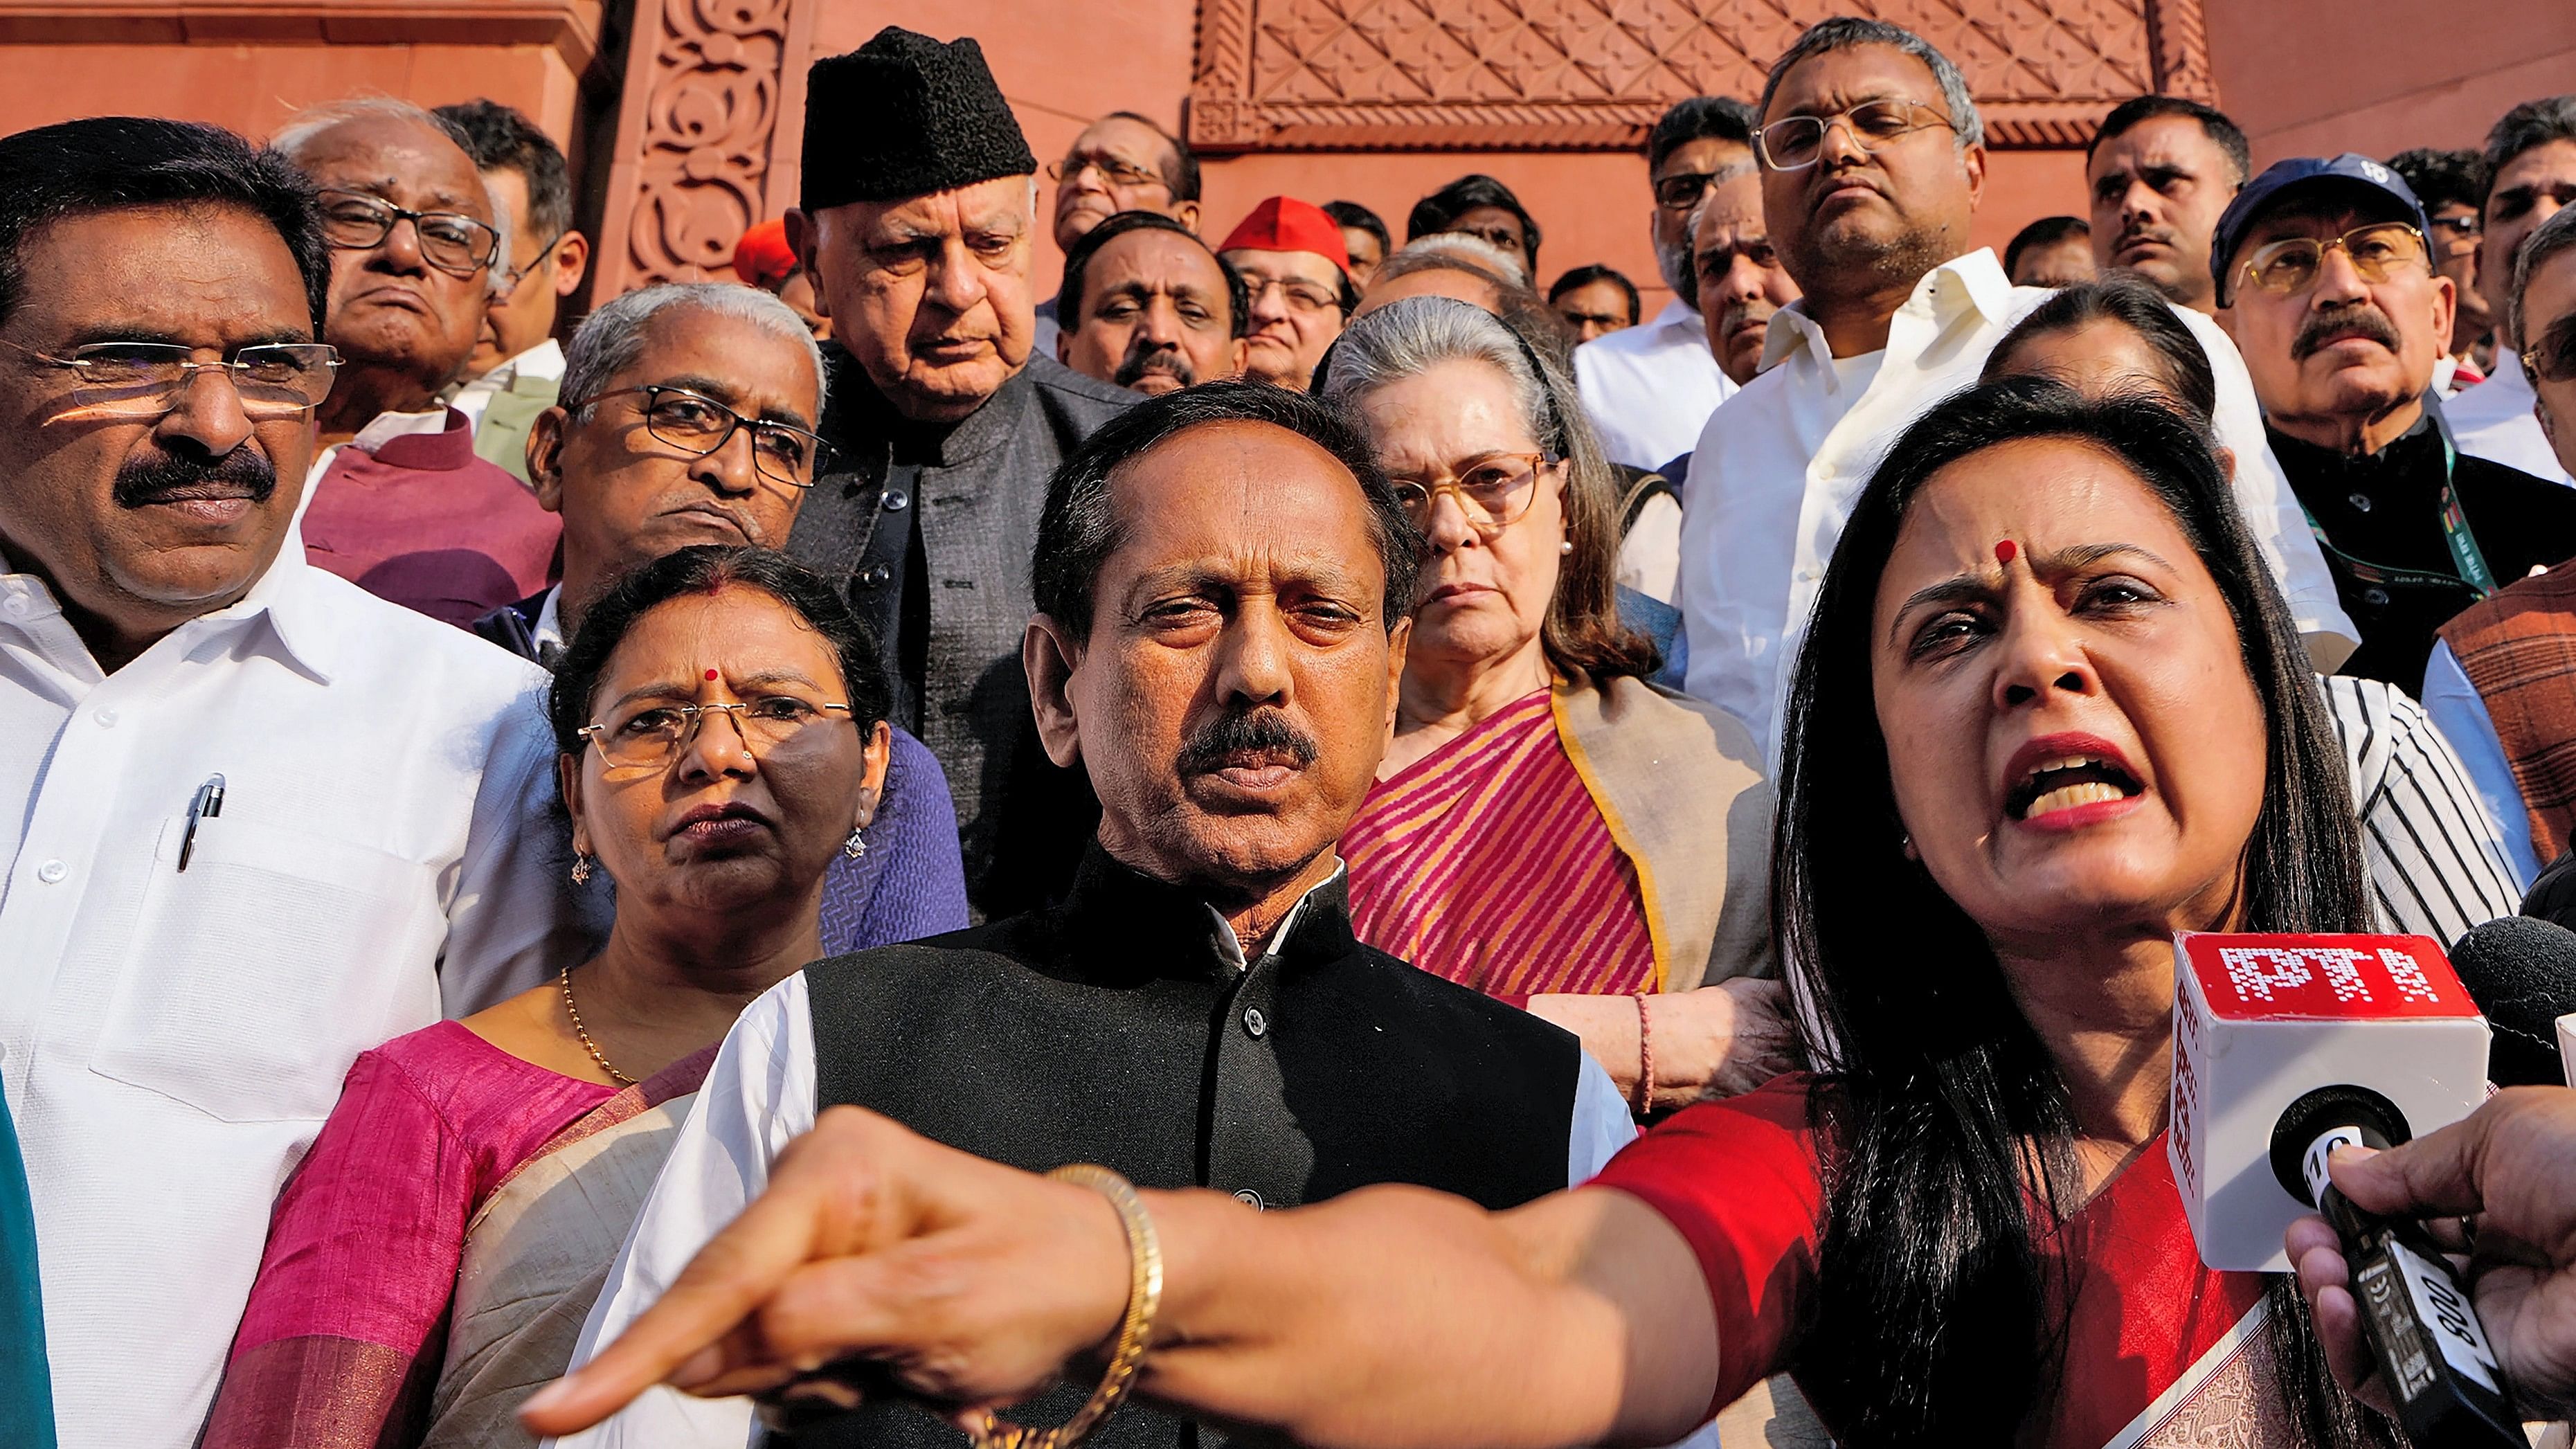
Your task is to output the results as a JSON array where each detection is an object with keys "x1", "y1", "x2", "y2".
[
  {"x1": 272, "y1": 98, "x2": 560, "y2": 627},
  {"x1": 2447, "y1": 96, "x2": 2576, "y2": 487},
  {"x1": 1672, "y1": 17, "x2": 2350, "y2": 755},
  {"x1": 2217, "y1": 153, "x2": 2576, "y2": 690},
  {"x1": 782, "y1": 28, "x2": 1133, "y2": 917},
  {"x1": 0, "y1": 116, "x2": 588, "y2": 1445},
  {"x1": 1574, "y1": 96, "x2": 1757, "y2": 469},
  {"x1": 1054, "y1": 210, "x2": 1247, "y2": 396},
  {"x1": 472, "y1": 282, "x2": 835, "y2": 663},
  {"x1": 553, "y1": 382, "x2": 1634, "y2": 1449},
  {"x1": 2084, "y1": 94, "x2": 2248, "y2": 314},
  {"x1": 1032, "y1": 111, "x2": 1200, "y2": 354},
  {"x1": 1216, "y1": 195, "x2": 1356, "y2": 391}
]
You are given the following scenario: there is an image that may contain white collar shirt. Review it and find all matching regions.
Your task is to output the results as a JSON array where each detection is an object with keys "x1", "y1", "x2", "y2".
[
  {"x1": 546, "y1": 868, "x2": 1639, "y2": 1449},
  {"x1": 0, "y1": 543, "x2": 597, "y2": 1443},
  {"x1": 1675, "y1": 248, "x2": 2357, "y2": 759},
  {"x1": 448, "y1": 337, "x2": 568, "y2": 435},
  {"x1": 1574, "y1": 298, "x2": 1738, "y2": 470},
  {"x1": 532, "y1": 582, "x2": 567, "y2": 656},
  {"x1": 2443, "y1": 349, "x2": 2575, "y2": 487}
]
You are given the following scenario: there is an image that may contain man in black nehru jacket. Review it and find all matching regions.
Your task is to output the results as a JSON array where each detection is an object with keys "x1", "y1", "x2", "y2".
[
  {"x1": 555, "y1": 384, "x2": 1636, "y2": 1449},
  {"x1": 782, "y1": 27, "x2": 1133, "y2": 917}
]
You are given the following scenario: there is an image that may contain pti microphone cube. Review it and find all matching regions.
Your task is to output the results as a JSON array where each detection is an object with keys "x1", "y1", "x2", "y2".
[{"x1": 2168, "y1": 933, "x2": 2492, "y2": 1272}]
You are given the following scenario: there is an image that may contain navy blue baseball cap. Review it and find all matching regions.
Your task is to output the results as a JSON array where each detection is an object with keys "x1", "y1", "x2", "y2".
[{"x1": 2209, "y1": 152, "x2": 2433, "y2": 304}]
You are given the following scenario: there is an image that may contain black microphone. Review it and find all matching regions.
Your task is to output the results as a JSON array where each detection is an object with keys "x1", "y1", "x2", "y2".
[{"x1": 2447, "y1": 917, "x2": 2576, "y2": 1086}]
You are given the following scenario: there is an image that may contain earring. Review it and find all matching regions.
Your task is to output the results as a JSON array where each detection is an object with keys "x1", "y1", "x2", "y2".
[
  {"x1": 570, "y1": 852, "x2": 593, "y2": 885},
  {"x1": 1560, "y1": 539, "x2": 1574, "y2": 555},
  {"x1": 842, "y1": 825, "x2": 867, "y2": 860}
]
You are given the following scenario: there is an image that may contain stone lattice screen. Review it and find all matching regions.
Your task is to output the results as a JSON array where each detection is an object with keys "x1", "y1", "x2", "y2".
[{"x1": 1186, "y1": 0, "x2": 2215, "y2": 152}]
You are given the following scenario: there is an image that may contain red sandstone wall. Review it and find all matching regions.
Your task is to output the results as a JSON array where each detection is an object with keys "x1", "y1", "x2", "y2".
[{"x1": 2204, "y1": 0, "x2": 2576, "y2": 164}]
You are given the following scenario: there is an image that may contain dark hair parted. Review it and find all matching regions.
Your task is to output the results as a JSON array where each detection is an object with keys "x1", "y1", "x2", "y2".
[
  {"x1": 2482, "y1": 95, "x2": 2576, "y2": 193},
  {"x1": 547, "y1": 546, "x2": 892, "y2": 755},
  {"x1": 2089, "y1": 94, "x2": 2250, "y2": 185},
  {"x1": 1776, "y1": 379, "x2": 2380, "y2": 1447},
  {"x1": 1981, "y1": 274, "x2": 2217, "y2": 426},
  {"x1": 1646, "y1": 96, "x2": 1756, "y2": 173},
  {"x1": 1057, "y1": 210, "x2": 1249, "y2": 338},
  {"x1": 433, "y1": 98, "x2": 573, "y2": 242},
  {"x1": 2388, "y1": 147, "x2": 2492, "y2": 216},
  {"x1": 1547, "y1": 264, "x2": 1640, "y2": 326},
  {"x1": 1405, "y1": 173, "x2": 1542, "y2": 276},
  {"x1": 2001, "y1": 214, "x2": 2090, "y2": 280},
  {"x1": 0, "y1": 116, "x2": 329, "y2": 332},
  {"x1": 1321, "y1": 199, "x2": 1389, "y2": 253},
  {"x1": 1032, "y1": 380, "x2": 1421, "y2": 642}
]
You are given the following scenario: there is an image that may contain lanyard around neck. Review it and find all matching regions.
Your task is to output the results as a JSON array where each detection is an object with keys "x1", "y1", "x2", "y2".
[{"x1": 2294, "y1": 392, "x2": 2496, "y2": 600}]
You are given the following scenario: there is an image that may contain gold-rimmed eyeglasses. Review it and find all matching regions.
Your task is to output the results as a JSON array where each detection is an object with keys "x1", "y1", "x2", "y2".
[
  {"x1": 0, "y1": 336, "x2": 339, "y2": 419},
  {"x1": 578, "y1": 696, "x2": 854, "y2": 768},
  {"x1": 1387, "y1": 451, "x2": 1558, "y2": 535},
  {"x1": 570, "y1": 384, "x2": 839, "y2": 489},
  {"x1": 1046, "y1": 155, "x2": 1168, "y2": 191},
  {"x1": 1755, "y1": 99, "x2": 1957, "y2": 172},
  {"x1": 2235, "y1": 222, "x2": 2429, "y2": 299},
  {"x1": 316, "y1": 190, "x2": 502, "y2": 280}
]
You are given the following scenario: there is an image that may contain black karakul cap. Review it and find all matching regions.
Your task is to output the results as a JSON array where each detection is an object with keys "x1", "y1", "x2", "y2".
[{"x1": 800, "y1": 28, "x2": 1036, "y2": 212}]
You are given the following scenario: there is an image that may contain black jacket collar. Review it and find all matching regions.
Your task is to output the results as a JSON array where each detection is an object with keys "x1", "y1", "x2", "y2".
[{"x1": 1034, "y1": 841, "x2": 1358, "y2": 987}]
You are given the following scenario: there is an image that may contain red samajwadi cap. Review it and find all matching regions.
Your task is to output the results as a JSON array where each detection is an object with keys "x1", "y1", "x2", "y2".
[
  {"x1": 732, "y1": 218, "x2": 797, "y2": 289},
  {"x1": 1216, "y1": 196, "x2": 1350, "y2": 273}
]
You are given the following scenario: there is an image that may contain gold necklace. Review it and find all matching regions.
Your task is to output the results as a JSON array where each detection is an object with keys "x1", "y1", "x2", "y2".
[{"x1": 559, "y1": 964, "x2": 638, "y2": 1087}]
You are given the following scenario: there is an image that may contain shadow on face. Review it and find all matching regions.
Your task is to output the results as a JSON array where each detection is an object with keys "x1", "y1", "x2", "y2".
[
  {"x1": 1693, "y1": 170, "x2": 1802, "y2": 385},
  {"x1": 1551, "y1": 280, "x2": 1632, "y2": 343},
  {"x1": 2085, "y1": 114, "x2": 2234, "y2": 309},
  {"x1": 566, "y1": 584, "x2": 887, "y2": 924},
  {"x1": 2479, "y1": 140, "x2": 2576, "y2": 336},
  {"x1": 1868, "y1": 436, "x2": 2264, "y2": 953},
  {"x1": 795, "y1": 174, "x2": 1036, "y2": 424},
  {"x1": 1060, "y1": 228, "x2": 1241, "y2": 396},
  {"x1": 2526, "y1": 247, "x2": 2576, "y2": 478},
  {"x1": 297, "y1": 115, "x2": 494, "y2": 390},
  {"x1": 1028, "y1": 420, "x2": 1403, "y2": 897},
  {"x1": 0, "y1": 204, "x2": 316, "y2": 647}
]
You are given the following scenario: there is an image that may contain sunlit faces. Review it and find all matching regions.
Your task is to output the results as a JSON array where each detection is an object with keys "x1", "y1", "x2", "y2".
[
  {"x1": 532, "y1": 305, "x2": 823, "y2": 613},
  {"x1": 1057, "y1": 228, "x2": 1244, "y2": 395},
  {"x1": 1760, "y1": 42, "x2": 1984, "y2": 300},
  {"x1": 791, "y1": 173, "x2": 1036, "y2": 424},
  {"x1": 2087, "y1": 114, "x2": 2238, "y2": 310},
  {"x1": 1050, "y1": 116, "x2": 1194, "y2": 252},
  {"x1": 1219, "y1": 247, "x2": 1346, "y2": 390},
  {"x1": 471, "y1": 164, "x2": 588, "y2": 374},
  {"x1": 1027, "y1": 420, "x2": 1404, "y2": 893},
  {"x1": 565, "y1": 584, "x2": 888, "y2": 917},
  {"x1": 0, "y1": 204, "x2": 317, "y2": 642},
  {"x1": 296, "y1": 114, "x2": 496, "y2": 393},
  {"x1": 2219, "y1": 197, "x2": 2449, "y2": 444},
  {"x1": 1354, "y1": 358, "x2": 1563, "y2": 681},
  {"x1": 1869, "y1": 437, "x2": 2267, "y2": 948},
  {"x1": 1692, "y1": 169, "x2": 1803, "y2": 385},
  {"x1": 2480, "y1": 139, "x2": 2576, "y2": 341}
]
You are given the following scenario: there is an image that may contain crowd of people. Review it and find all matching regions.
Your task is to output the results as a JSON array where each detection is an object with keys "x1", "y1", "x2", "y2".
[{"x1": 6, "y1": 13, "x2": 2576, "y2": 1449}]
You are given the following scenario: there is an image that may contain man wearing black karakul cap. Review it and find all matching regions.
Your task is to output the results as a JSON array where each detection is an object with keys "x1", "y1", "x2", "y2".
[{"x1": 782, "y1": 27, "x2": 1133, "y2": 917}]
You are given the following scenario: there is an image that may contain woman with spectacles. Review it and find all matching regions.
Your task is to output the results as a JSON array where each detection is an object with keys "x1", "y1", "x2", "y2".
[
  {"x1": 1321, "y1": 298, "x2": 1794, "y2": 1122},
  {"x1": 201, "y1": 546, "x2": 967, "y2": 1449}
]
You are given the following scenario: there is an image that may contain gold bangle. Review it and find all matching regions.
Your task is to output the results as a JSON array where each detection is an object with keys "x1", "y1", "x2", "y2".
[{"x1": 967, "y1": 1164, "x2": 1164, "y2": 1449}]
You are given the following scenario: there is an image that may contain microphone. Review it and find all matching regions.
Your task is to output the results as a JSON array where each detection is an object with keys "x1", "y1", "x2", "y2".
[{"x1": 2447, "y1": 916, "x2": 2576, "y2": 1087}]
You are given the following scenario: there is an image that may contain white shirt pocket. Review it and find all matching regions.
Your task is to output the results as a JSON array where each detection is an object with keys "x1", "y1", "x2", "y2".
[{"x1": 89, "y1": 814, "x2": 444, "y2": 1122}]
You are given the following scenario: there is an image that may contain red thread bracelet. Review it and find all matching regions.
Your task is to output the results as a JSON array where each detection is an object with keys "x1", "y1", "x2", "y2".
[{"x1": 1633, "y1": 993, "x2": 1655, "y2": 1115}]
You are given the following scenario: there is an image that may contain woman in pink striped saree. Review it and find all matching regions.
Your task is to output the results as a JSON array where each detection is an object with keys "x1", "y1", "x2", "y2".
[{"x1": 1323, "y1": 298, "x2": 1795, "y2": 1119}]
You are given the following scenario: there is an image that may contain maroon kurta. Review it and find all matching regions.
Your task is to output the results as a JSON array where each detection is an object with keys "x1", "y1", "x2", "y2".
[{"x1": 301, "y1": 408, "x2": 559, "y2": 629}]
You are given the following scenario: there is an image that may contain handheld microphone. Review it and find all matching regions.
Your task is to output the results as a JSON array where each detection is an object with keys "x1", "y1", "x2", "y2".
[{"x1": 2446, "y1": 916, "x2": 2576, "y2": 1087}]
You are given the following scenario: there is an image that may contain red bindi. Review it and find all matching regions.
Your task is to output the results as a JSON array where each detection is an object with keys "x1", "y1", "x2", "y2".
[
  {"x1": 1994, "y1": 539, "x2": 2018, "y2": 565},
  {"x1": 704, "y1": 669, "x2": 719, "y2": 681}
]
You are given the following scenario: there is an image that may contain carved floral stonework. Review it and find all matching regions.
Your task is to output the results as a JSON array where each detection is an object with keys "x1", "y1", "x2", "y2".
[
  {"x1": 604, "y1": 0, "x2": 797, "y2": 289},
  {"x1": 1188, "y1": 0, "x2": 2217, "y2": 152}
]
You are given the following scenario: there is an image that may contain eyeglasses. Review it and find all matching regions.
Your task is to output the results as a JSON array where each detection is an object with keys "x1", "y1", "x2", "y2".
[
  {"x1": 500, "y1": 228, "x2": 572, "y2": 291},
  {"x1": 1387, "y1": 451, "x2": 1556, "y2": 534},
  {"x1": 1442, "y1": 223, "x2": 1526, "y2": 255},
  {"x1": 1046, "y1": 155, "x2": 1168, "y2": 191},
  {"x1": 0, "y1": 336, "x2": 339, "y2": 418},
  {"x1": 579, "y1": 696, "x2": 854, "y2": 768},
  {"x1": 1756, "y1": 99, "x2": 1956, "y2": 172},
  {"x1": 1652, "y1": 170, "x2": 1721, "y2": 211},
  {"x1": 2427, "y1": 214, "x2": 2482, "y2": 237},
  {"x1": 2236, "y1": 222, "x2": 2429, "y2": 298},
  {"x1": 2525, "y1": 314, "x2": 2576, "y2": 385},
  {"x1": 571, "y1": 384, "x2": 838, "y2": 488},
  {"x1": 1241, "y1": 274, "x2": 1343, "y2": 314},
  {"x1": 317, "y1": 190, "x2": 502, "y2": 279}
]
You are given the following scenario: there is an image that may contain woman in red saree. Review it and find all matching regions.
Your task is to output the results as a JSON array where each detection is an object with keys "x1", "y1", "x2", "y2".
[
  {"x1": 1322, "y1": 297, "x2": 1792, "y2": 1115},
  {"x1": 528, "y1": 382, "x2": 2406, "y2": 1449}
]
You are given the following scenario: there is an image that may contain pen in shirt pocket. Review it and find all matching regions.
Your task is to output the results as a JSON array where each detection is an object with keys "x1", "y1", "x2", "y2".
[{"x1": 177, "y1": 773, "x2": 226, "y2": 872}]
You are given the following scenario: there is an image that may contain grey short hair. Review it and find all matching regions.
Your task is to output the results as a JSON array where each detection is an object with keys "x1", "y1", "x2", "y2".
[
  {"x1": 561, "y1": 282, "x2": 828, "y2": 419},
  {"x1": 269, "y1": 96, "x2": 512, "y2": 291},
  {"x1": 1756, "y1": 17, "x2": 1985, "y2": 151},
  {"x1": 2510, "y1": 204, "x2": 2576, "y2": 348},
  {"x1": 1389, "y1": 232, "x2": 1531, "y2": 289},
  {"x1": 2483, "y1": 95, "x2": 2576, "y2": 188}
]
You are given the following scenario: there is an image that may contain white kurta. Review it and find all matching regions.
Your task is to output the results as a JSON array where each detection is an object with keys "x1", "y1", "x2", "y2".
[
  {"x1": 1574, "y1": 298, "x2": 1738, "y2": 471},
  {"x1": 2444, "y1": 350, "x2": 2575, "y2": 487}
]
